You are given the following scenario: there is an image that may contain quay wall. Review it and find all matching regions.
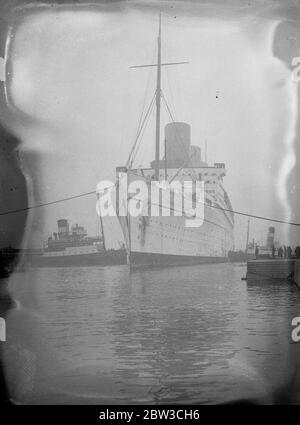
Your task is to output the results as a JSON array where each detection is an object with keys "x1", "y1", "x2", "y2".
[
  {"x1": 246, "y1": 259, "x2": 295, "y2": 282},
  {"x1": 295, "y1": 260, "x2": 300, "y2": 286}
]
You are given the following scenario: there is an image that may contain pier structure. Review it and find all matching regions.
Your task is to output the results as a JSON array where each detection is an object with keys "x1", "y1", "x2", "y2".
[
  {"x1": 246, "y1": 259, "x2": 295, "y2": 283},
  {"x1": 246, "y1": 258, "x2": 300, "y2": 286},
  {"x1": 295, "y1": 261, "x2": 300, "y2": 287}
]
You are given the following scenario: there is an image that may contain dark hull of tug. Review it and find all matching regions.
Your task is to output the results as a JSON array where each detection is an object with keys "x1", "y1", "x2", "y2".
[{"x1": 35, "y1": 250, "x2": 127, "y2": 267}]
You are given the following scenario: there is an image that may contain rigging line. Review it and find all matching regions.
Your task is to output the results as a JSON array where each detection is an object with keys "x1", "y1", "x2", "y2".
[
  {"x1": 0, "y1": 191, "x2": 95, "y2": 216},
  {"x1": 162, "y1": 43, "x2": 179, "y2": 123},
  {"x1": 127, "y1": 97, "x2": 155, "y2": 169},
  {"x1": 128, "y1": 184, "x2": 230, "y2": 232},
  {"x1": 130, "y1": 62, "x2": 189, "y2": 69},
  {"x1": 2, "y1": 171, "x2": 300, "y2": 228},
  {"x1": 159, "y1": 97, "x2": 194, "y2": 183},
  {"x1": 129, "y1": 92, "x2": 156, "y2": 168},
  {"x1": 128, "y1": 170, "x2": 300, "y2": 227},
  {"x1": 161, "y1": 92, "x2": 194, "y2": 169},
  {"x1": 129, "y1": 193, "x2": 226, "y2": 231},
  {"x1": 200, "y1": 199, "x2": 300, "y2": 227},
  {"x1": 127, "y1": 90, "x2": 157, "y2": 169},
  {"x1": 170, "y1": 185, "x2": 300, "y2": 228},
  {"x1": 127, "y1": 45, "x2": 157, "y2": 168},
  {"x1": 161, "y1": 92, "x2": 198, "y2": 181},
  {"x1": 129, "y1": 97, "x2": 156, "y2": 169},
  {"x1": 127, "y1": 100, "x2": 150, "y2": 169},
  {"x1": 133, "y1": 45, "x2": 157, "y2": 142},
  {"x1": 132, "y1": 113, "x2": 153, "y2": 168},
  {"x1": 0, "y1": 184, "x2": 117, "y2": 217},
  {"x1": 127, "y1": 193, "x2": 226, "y2": 234},
  {"x1": 168, "y1": 154, "x2": 193, "y2": 184}
]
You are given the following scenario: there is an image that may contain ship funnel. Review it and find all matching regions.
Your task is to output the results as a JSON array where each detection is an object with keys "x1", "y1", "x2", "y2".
[
  {"x1": 165, "y1": 122, "x2": 191, "y2": 166},
  {"x1": 266, "y1": 226, "x2": 275, "y2": 249},
  {"x1": 57, "y1": 219, "x2": 69, "y2": 239}
]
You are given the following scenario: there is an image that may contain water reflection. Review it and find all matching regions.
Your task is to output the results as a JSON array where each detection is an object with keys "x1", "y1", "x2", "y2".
[{"x1": 1, "y1": 263, "x2": 299, "y2": 404}]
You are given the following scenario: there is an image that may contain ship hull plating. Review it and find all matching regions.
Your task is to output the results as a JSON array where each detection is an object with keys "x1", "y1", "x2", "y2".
[
  {"x1": 129, "y1": 251, "x2": 228, "y2": 268},
  {"x1": 36, "y1": 250, "x2": 127, "y2": 267},
  {"x1": 116, "y1": 163, "x2": 234, "y2": 268},
  {"x1": 120, "y1": 196, "x2": 234, "y2": 267}
]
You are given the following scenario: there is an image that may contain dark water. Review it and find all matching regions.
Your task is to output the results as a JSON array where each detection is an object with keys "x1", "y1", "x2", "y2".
[{"x1": 2, "y1": 263, "x2": 300, "y2": 404}]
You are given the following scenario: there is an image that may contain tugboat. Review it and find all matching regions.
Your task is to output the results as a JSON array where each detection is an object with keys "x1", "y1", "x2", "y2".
[{"x1": 36, "y1": 219, "x2": 127, "y2": 267}]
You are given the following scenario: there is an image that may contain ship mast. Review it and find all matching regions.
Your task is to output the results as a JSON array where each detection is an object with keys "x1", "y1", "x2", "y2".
[
  {"x1": 245, "y1": 218, "x2": 250, "y2": 252},
  {"x1": 155, "y1": 14, "x2": 162, "y2": 180},
  {"x1": 128, "y1": 15, "x2": 188, "y2": 176},
  {"x1": 99, "y1": 215, "x2": 106, "y2": 251}
]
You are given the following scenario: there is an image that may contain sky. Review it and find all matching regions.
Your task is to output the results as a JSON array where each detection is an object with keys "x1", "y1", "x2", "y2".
[{"x1": 2, "y1": 0, "x2": 298, "y2": 249}]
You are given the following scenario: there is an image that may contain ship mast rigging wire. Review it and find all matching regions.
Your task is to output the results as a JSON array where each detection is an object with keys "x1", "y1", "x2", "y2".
[
  {"x1": 2, "y1": 18, "x2": 300, "y2": 230},
  {"x1": 1, "y1": 185, "x2": 300, "y2": 228},
  {"x1": 127, "y1": 90, "x2": 156, "y2": 169},
  {"x1": 126, "y1": 45, "x2": 157, "y2": 169},
  {"x1": 128, "y1": 13, "x2": 188, "y2": 179},
  {"x1": 160, "y1": 91, "x2": 198, "y2": 182}
]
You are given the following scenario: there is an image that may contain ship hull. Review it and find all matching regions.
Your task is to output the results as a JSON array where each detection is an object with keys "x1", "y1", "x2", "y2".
[
  {"x1": 34, "y1": 250, "x2": 127, "y2": 267},
  {"x1": 130, "y1": 251, "x2": 228, "y2": 268},
  {"x1": 125, "y1": 202, "x2": 234, "y2": 268},
  {"x1": 228, "y1": 250, "x2": 255, "y2": 263},
  {"x1": 116, "y1": 167, "x2": 234, "y2": 268}
]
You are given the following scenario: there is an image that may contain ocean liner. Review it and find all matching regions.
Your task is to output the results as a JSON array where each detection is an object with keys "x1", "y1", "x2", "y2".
[{"x1": 116, "y1": 16, "x2": 234, "y2": 267}]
